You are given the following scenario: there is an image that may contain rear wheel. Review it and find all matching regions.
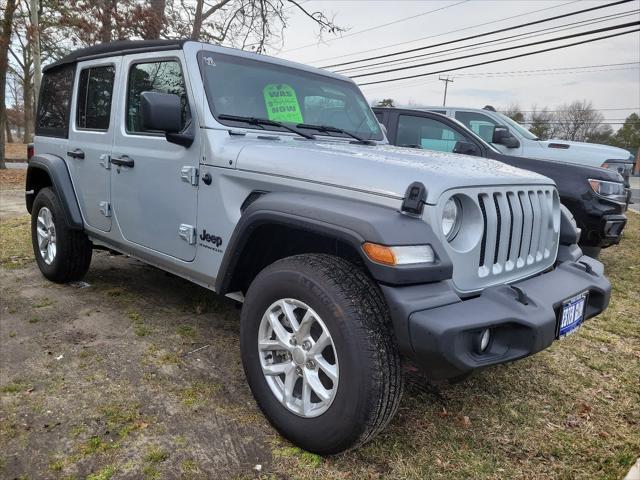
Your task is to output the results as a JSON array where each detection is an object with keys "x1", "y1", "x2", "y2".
[
  {"x1": 240, "y1": 254, "x2": 404, "y2": 454},
  {"x1": 31, "y1": 187, "x2": 92, "y2": 282}
]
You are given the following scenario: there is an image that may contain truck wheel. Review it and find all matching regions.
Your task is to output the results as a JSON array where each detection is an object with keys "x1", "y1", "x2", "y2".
[
  {"x1": 240, "y1": 254, "x2": 404, "y2": 455},
  {"x1": 31, "y1": 187, "x2": 92, "y2": 283}
]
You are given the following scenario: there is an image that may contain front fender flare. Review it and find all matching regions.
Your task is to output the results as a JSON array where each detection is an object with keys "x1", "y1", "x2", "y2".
[
  {"x1": 26, "y1": 154, "x2": 84, "y2": 230},
  {"x1": 215, "y1": 192, "x2": 452, "y2": 293}
]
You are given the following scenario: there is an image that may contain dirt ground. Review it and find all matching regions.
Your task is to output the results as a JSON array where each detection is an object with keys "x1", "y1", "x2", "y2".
[{"x1": 1, "y1": 176, "x2": 639, "y2": 479}]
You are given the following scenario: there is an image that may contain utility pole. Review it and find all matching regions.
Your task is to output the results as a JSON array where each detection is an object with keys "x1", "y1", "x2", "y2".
[{"x1": 439, "y1": 75, "x2": 454, "y2": 107}]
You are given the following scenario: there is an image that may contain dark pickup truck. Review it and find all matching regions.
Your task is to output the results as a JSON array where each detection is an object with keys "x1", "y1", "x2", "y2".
[{"x1": 374, "y1": 107, "x2": 629, "y2": 256}]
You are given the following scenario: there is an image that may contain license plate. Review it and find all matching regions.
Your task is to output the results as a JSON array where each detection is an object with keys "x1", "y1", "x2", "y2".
[{"x1": 558, "y1": 291, "x2": 588, "y2": 338}]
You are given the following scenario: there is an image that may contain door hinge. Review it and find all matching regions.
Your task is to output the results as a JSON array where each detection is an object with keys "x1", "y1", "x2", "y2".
[
  {"x1": 99, "y1": 201, "x2": 111, "y2": 217},
  {"x1": 180, "y1": 166, "x2": 199, "y2": 186},
  {"x1": 178, "y1": 224, "x2": 196, "y2": 245},
  {"x1": 99, "y1": 154, "x2": 111, "y2": 170}
]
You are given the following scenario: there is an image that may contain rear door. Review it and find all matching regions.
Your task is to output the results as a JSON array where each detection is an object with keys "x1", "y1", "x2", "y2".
[
  {"x1": 111, "y1": 52, "x2": 200, "y2": 261},
  {"x1": 67, "y1": 59, "x2": 120, "y2": 232}
]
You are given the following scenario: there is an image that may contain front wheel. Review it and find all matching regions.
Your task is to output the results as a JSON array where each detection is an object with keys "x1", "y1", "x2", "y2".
[
  {"x1": 31, "y1": 187, "x2": 92, "y2": 282},
  {"x1": 240, "y1": 254, "x2": 404, "y2": 454}
]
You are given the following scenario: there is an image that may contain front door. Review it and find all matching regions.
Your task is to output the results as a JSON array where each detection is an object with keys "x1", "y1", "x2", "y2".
[
  {"x1": 67, "y1": 58, "x2": 120, "y2": 232},
  {"x1": 111, "y1": 52, "x2": 200, "y2": 262}
]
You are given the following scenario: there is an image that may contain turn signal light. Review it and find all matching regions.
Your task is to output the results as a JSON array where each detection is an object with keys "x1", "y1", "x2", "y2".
[{"x1": 362, "y1": 242, "x2": 435, "y2": 266}]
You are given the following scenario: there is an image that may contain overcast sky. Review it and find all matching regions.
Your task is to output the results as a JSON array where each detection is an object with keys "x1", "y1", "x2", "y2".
[{"x1": 273, "y1": 0, "x2": 640, "y2": 124}]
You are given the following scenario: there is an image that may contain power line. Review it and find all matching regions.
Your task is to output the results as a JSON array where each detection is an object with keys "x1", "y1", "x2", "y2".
[
  {"x1": 361, "y1": 62, "x2": 640, "y2": 93},
  {"x1": 358, "y1": 27, "x2": 640, "y2": 86},
  {"x1": 281, "y1": 0, "x2": 469, "y2": 53},
  {"x1": 306, "y1": 0, "x2": 581, "y2": 65},
  {"x1": 320, "y1": 0, "x2": 633, "y2": 69},
  {"x1": 450, "y1": 62, "x2": 640, "y2": 77},
  {"x1": 335, "y1": 9, "x2": 639, "y2": 74},
  {"x1": 352, "y1": 21, "x2": 640, "y2": 80}
]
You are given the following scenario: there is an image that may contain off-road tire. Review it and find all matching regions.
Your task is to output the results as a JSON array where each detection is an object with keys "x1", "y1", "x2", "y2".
[
  {"x1": 31, "y1": 187, "x2": 92, "y2": 282},
  {"x1": 240, "y1": 254, "x2": 404, "y2": 455}
]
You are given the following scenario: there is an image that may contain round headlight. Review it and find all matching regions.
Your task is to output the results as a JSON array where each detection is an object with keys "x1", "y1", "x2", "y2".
[{"x1": 442, "y1": 197, "x2": 461, "y2": 240}]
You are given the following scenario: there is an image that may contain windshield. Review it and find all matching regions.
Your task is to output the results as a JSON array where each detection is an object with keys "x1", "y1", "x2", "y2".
[
  {"x1": 494, "y1": 112, "x2": 539, "y2": 140},
  {"x1": 198, "y1": 51, "x2": 383, "y2": 141}
]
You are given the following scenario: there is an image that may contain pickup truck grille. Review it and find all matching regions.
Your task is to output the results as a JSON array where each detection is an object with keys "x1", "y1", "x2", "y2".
[{"x1": 433, "y1": 186, "x2": 560, "y2": 293}]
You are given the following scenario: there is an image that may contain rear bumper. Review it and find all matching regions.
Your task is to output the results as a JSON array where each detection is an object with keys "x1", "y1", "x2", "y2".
[{"x1": 381, "y1": 254, "x2": 611, "y2": 379}]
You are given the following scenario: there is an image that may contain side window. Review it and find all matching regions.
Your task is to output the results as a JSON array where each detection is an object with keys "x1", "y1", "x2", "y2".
[
  {"x1": 76, "y1": 66, "x2": 116, "y2": 130},
  {"x1": 36, "y1": 66, "x2": 75, "y2": 138},
  {"x1": 397, "y1": 115, "x2": 465, "y2": 152},
  {"x1": 454, "y1": 111, "x2": 498, "y2": 143},
  {"x1": 126, "y1": 60, "x2": 190, "y2": 134},
  {"x1": 374, "y1": 112, "x2": 384, "y2": 122}
]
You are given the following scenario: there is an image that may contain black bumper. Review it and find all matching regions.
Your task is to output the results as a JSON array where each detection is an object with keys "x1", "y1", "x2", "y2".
[{"x1": 382, "y1": 255, "x2": 611, "y2": 380}]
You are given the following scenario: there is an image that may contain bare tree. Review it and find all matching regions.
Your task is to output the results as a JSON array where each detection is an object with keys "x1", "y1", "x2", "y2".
[
  {"x1": 528, "y1": 105, "x2": 557, "y2": 140},
  {"x1": 554, "y1": 100, "x2": 604, "y2": 142},
  {"x1": 187, "y1": 0, "x2": 344, "y2": 52},
  {"x1": 1, "y1": 0, "x2": 18, "y2": 168},
  {"x1": 501, "y1": 104, "x2": 525, "y2": 124},
  {"x1": 9, "y1": 0, "x2": 36, "y2": 143}
]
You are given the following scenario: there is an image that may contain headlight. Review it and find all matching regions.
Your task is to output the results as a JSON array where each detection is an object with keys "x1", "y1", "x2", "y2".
[
  {"x1": 588, "y1": 179, "x2": 627, "y2": 202},
  {"x1": 442, "y1": 197, "x2": 462, "y2": 240}
]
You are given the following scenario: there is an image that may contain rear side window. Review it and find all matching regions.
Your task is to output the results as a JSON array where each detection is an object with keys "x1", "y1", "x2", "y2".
[
  {"x1": 126, "y1": 60, "x2": 190, "y2": 134},
  {"x1": 36, "y1": 66, "x2": 75, "y2": 138},
  {"x1": 454, "y1": 111, "x2": 498, "y2": 143},
  {"x1": 397, "y1": 115, "x2": 465, "y2": 152},
  {"x1": 76, "y1": 65, "x2": 116, "y2": 130}
]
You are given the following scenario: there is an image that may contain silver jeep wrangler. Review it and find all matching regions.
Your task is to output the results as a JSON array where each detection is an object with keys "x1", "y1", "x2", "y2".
[{"x1": 27, "y1": 40, "x2": 611, "y2": 454}]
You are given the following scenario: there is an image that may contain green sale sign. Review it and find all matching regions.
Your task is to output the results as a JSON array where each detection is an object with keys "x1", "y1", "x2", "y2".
[{"x1": 263, "y1": 84, "x2": 304, "y2": 124}]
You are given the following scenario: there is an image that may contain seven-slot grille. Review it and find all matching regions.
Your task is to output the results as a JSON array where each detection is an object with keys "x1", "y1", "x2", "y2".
[{"x1": 477, "y1": 187, "x2": 557, "y2": 279}]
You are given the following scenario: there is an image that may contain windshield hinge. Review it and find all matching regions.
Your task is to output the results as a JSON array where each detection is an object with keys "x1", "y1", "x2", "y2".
[
  {"x1": 99, "y1": 154, "x2": 111, "y2": 170},
  {"x1": 180, "y1": 166, "x2": 199, "y2": 186}
]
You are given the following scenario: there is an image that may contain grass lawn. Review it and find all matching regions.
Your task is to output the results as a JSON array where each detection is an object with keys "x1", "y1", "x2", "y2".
[{"x1": 1, "y1": 186, "x2": 638, "y2": 479}]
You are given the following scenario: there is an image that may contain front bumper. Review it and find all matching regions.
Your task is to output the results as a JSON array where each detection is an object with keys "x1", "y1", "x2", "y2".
[{"x1": 382, "y1": 254, "x2": 611, "y2": 379}]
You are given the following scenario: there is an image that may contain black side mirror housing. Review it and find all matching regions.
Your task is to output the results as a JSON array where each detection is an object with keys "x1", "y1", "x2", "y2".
[
  {"x1": 492, "y1": 126, "x2": 520, "y2": 149},
  {"x1": 140, "y1": 91, "x2": 194, "y2": 147},
  {"x1": 453, "y1": 141, "x2": 480, "y2": 156}
]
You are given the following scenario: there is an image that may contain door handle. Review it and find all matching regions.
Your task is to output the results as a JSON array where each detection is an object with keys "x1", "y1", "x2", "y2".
[
  {"x1": 67, "y1": 148, "x2": 85, "y2": 159},
  {"x1": 111, "y1": 155, "x2": 135, "y2": 168}
]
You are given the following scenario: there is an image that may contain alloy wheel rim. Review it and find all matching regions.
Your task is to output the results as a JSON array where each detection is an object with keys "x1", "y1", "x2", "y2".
[
  {"x1": 258, "y1": 298, "x2": 339, "y2": 418},
  {"x1": 36, "y1": 207, "x2": 57, "y2": 265}
]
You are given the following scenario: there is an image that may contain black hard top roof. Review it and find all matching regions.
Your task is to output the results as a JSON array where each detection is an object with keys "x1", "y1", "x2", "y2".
[{"x1": 43, "y1": 39, "x2": 189, "y2": 72}]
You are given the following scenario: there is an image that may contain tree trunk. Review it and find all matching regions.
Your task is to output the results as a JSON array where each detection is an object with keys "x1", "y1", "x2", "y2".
[
  {"x1": 191, "y1": 0, "x2": 204, "y2": 40},
  {"x1": 144, "y1": 0, "x2": 166, "y2": 39},
  {"x1": 0, "y1": 0, "x2": 18, "y2": 168},
  {"x1": 22, "y1": 71, "x2": 34, "y2": 143},
  {"x1": 31, "y1": 0, "x2": 42, "y2": 99},
  {"x1": 5, "y1": 113, "x2": 14, "y2": 143}
]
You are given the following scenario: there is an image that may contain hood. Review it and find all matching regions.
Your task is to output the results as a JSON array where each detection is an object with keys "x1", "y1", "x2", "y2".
[
  {"x1": 234, "y1": 139, "x2": 552, "y2": 204},
  {"x1": 541, "y1": 139, "x2": 632, "y2": 161}
]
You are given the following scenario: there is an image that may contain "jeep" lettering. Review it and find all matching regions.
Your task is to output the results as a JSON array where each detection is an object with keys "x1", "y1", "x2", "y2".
[{"x1": 199, "y1": 229, "x2": 223, "y2": 247}]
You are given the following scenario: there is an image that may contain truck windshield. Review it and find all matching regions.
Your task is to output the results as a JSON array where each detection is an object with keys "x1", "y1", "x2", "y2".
[
  {"x1": 198, "y1": 50, "x2": 383, "y2": 141},
  {"x1": 495, "y1": 112, "x2": 539, "y2": 141}
]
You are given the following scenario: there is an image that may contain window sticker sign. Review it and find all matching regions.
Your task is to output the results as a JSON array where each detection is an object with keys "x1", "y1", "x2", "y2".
[{"x1": 263, "y1": 84, "x2": 303, "y2": 124}]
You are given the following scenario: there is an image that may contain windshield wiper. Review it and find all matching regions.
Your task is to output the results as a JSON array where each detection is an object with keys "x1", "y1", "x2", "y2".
[
  {"x1": 296, "y1": 123, "x2": 375, "y2": 145},
  {"x1": 218, "y1": 114, "x2": 315, "y2": 140}
]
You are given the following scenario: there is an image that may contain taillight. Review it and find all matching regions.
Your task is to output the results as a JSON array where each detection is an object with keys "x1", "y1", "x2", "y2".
[{"x1": 27, "y1": 143, "x2": 34, "y2": 160}]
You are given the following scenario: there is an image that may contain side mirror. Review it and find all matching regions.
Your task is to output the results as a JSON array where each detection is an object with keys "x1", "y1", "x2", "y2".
[
  {"x1": 492, "y1": 126, "x2": 520, "y2": 149},
  {"x1": 453, "y1": 141, "x2": 480, "y2": 156},
  {"x1": 141, "y1": 91, "x2": 194, "y2": 147}
]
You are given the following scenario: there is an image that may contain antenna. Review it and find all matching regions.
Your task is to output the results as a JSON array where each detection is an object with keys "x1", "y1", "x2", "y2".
[{"x1": 439, "y1": 75, "x2": 454, "y2": 106}]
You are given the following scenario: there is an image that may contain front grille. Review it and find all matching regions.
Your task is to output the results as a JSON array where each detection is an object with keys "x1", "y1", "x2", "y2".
[
  {"x1": 477, "y1": 188, "x2": 556, "y2": 279},
  {"x1": 432, "y1": 185, "x2": 560, "y2": 293}
]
